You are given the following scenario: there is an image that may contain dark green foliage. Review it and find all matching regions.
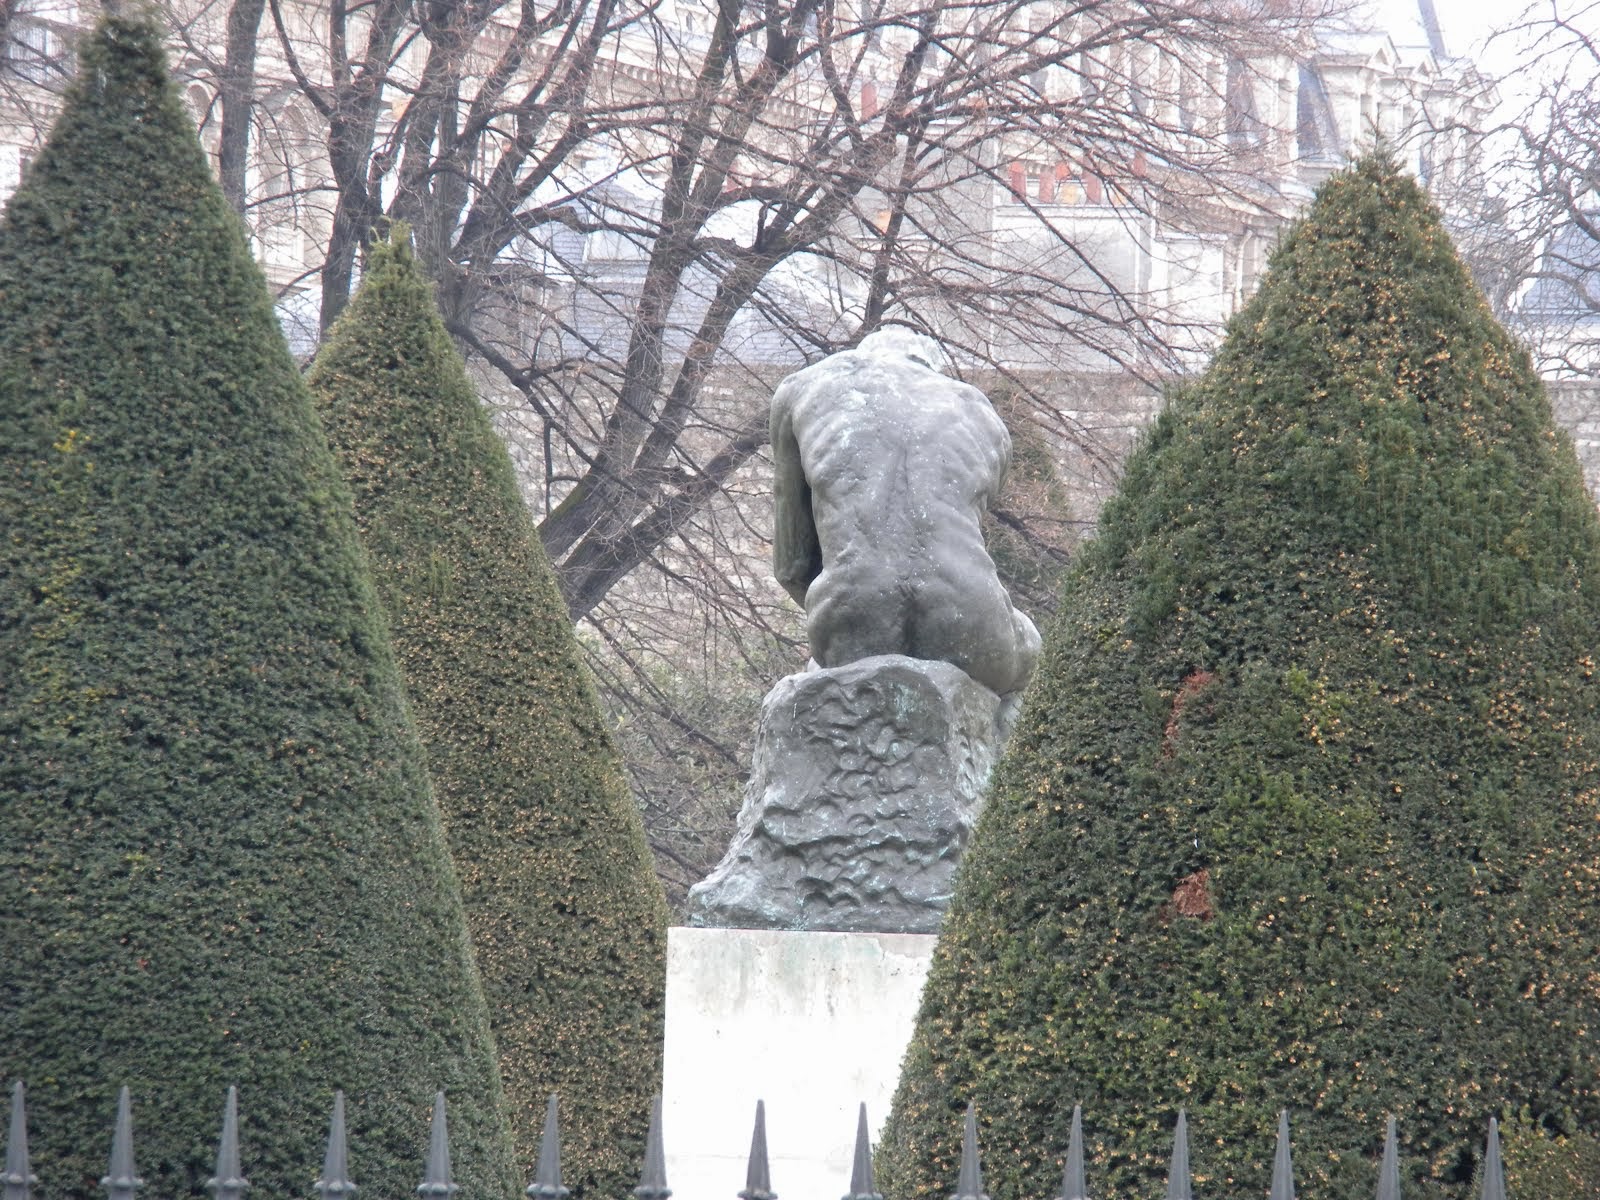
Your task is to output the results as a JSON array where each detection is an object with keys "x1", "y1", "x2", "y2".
[
  {"x1": 1503, "y1": 1116, "x2": 1600, "y2": 1199},
  {"x1": 880, "y1": 158, "x2": 1600, "y2": 1200},
  {"x1": 306, "y1": 234, "x2": 668, "y2": 1196},
  {"x1": 0, "y1": 18, "x2": 518, "y2": 1200}
]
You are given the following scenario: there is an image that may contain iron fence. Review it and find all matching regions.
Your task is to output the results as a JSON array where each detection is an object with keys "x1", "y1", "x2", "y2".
[{"x1": 0, "y1": 1081, "x2": 1509, "y2": 1200}]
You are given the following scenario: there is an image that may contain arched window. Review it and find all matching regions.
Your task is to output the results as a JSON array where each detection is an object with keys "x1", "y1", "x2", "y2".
[
  {"x1": 1225, "y1": 58, "x2": 1263, "y2": 148},
  {"x1": 184, "y1": 83, "x2": 221, "y2": 161}
]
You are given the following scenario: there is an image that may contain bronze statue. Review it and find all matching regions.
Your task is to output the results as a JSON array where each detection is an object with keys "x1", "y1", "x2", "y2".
[{"x1": 770, "y1": 328, "x2": 1039, "y2": 698}]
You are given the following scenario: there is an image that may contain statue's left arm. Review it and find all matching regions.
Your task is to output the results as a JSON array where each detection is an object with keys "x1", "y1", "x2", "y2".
[
  {"x1": 973, "y1": 387, "x2": 1013, "y2": 508},
  {"x1": 770, "y1": 382, "x2": 823, "y2": 608}
]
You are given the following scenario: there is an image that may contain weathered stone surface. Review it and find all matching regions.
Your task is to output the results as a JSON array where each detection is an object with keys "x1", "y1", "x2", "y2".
[{"x1": 686, "y1": 654, "x2": 1010, "y2": 933}]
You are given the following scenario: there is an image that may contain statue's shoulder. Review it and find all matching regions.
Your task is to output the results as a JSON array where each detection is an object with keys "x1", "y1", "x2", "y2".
[
  {"x1": 951, "y1": 376, "x2": 996, "y2": 407},
  {"x1": 772, "y1": 351, "x2": 864, "y2": 410},
  {"x1": 948, "y1": 382, "x2": 1011, "y2": 461}
]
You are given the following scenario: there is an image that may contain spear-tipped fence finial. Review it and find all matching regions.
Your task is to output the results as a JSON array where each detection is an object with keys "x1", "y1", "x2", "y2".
[
  {"x1": 634, "y1": 1095, "x2": 670, "y2": 1200},
  {"x1": 317, "y1": 1092, "x2": 357, "y2": 1200},
  {"x1": 738, "y1": 1101, "x2": 775, "y2": 1200},
  {"x1": 1375, "y1": 1115, "x2": 1400, "y2": 1200},
  {"x1": 418, "y1": 1093, "x2": 460, "y2": 1200},
  {"x1": 206, "y1": 1087, "x2": 249, "y2": 1200},
  {"x1": 1269, "y1": 1110, "x2": 1294, "y2": 1200},
  {"x1": 843, "y1": 1104, "x2": 881, "y2": 1200},
  {"x1": 102, "y1": 1088, "x2": 142, "y2": 1200},
  {"x1": 527, "y1": 1096, "x2": 567, "y2": 1200},
  {"x1": 951, "y1": 1104, "x2": 987, "y2": 1200},
  {"x1": 4, "y1": 1082, "x2": 37, "y2": 1200},
  {"x1": 1164, "y1": 1110, "x2": 1191, "y2": 1200},
  {"x1": 1478, "y1": 1118, "x2": 1505, "y2": 1200},
  {"x1": 1059, "y1": 1104, "x2": 1087, "y2": 1200}
]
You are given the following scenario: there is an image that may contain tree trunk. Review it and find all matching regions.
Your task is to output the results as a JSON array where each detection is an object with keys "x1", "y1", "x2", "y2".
[{"x1": 217, "y1": 0, "x2": 265, "y2": 215}]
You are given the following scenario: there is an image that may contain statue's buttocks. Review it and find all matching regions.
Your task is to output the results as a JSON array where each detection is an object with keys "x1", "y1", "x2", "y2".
[{"x1": 770, "y1": 329, "x2": 1040, "y2": 697}]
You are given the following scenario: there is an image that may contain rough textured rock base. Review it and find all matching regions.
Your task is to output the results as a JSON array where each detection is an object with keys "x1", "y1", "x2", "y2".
[{"x1": 686, "y1": 654, "x2": 1010, "y2": 933}]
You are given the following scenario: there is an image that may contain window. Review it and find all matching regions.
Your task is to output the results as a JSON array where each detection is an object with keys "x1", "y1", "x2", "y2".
[
  {"x1": 4, "y1": 18, "x2": 60, "y2": 85},
  {"x1": 1225, "y1": 58, "x2": 1263, "y2": 148},
  {"x1": 1130, "y1": 79, "x2": 1148, "y2": 117},
  {"x1": 1008, "y1": 162, "x2": 1026, "y2": 200},
  {"x1": 1079, "y1": 52, "x2": 1100, "y2": 104},
  {"x1": 1178, "y1": 66, "x2": 1200, "y2": 133},
  {"x1": 1054, "y1": 162, "x2": 1104, "y2": 205}
]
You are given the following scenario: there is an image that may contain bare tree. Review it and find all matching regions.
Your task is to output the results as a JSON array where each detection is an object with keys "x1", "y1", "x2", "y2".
[
  {"x1": 161, "y1": 0, "x2": 1336, "y2": 596},
  {"x1": 1490, "y1": 0, "x2": 1600, "y2": 377},
  {"x1": 146, "y1": 0, "x2": 1348, "y2": 892}
]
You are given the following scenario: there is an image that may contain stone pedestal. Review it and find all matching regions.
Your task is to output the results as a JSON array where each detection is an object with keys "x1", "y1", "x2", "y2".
[
  {"x1": 663, "y1": 926, "x2": 937, "y2": 1200},
  {"x1": 686, "y1": 654, "x2": 1009, "y2": 934}
]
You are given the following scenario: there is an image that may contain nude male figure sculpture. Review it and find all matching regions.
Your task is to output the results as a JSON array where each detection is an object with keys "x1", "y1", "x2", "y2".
[{"x1": 769, "y1": 327, "x2": 1041, "y2": 698}]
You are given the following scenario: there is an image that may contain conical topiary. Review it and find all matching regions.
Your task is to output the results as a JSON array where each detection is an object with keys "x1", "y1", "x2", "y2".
[
  {"x1": 306, "y1": 232, "x2": 668, "y2": 1196},
  {"x1": 0, "y1": 17, "x2": 519, "y2": 1200},
  {"x1": 879, "y1": 156, "x2": 1600, "y2": 1200}
]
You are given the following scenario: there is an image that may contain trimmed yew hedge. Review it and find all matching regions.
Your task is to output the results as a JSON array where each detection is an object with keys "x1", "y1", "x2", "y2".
[
  {"x1": 307, "y1": 234, "x2": 668, "y2": 1198},
  {"x1": 880, "y1": 157, "x2": 1600, "y2": 1200},
  {"x1": 0, "y1": 18, "x2": 518, "y2": 1200}
]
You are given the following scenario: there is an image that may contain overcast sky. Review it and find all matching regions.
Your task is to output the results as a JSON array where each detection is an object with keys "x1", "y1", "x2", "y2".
[{"x1": 1431, "y1": 0, "x2": 1597, "y2": 83}]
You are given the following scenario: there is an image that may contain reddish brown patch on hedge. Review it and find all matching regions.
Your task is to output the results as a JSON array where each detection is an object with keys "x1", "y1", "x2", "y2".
[
  {"x1": 1162, "y1": 669, "x2": 1217, "y2": 757},
  {"x1": 1160, "y1": 868, "x2": 1215, "y2": 922}
]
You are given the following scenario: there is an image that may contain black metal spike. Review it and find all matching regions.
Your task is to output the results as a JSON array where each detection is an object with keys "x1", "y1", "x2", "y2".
[
  {"x1": 738, "y1": 1101, "x2": 774, "y2": 1200},
  {"x1": 634, "y1": 1095, "x2": 670, "y2": 1200},
  {"x1": 950, "y1": 1105, "x2": 987, "y2": 1200},
  {"x1": 3, "y1": 1082, "x2": 38, "y2": 1200},
  {"x1": 316, "y1": 1092, "x2": 357, "y2": 1200},
  {"x1": 1375, "y1": 1116, "x2": 1400, "y2": 1200},
  {"x1": 1269, "y1": 1110, "x2": 1293, "y2": 1200},
  {"x1": 418, "y1": 1093, "x2": 460, "y2": 1200},
  {"x1": 101, "y1": 1088, "x2": 142, "y2": 1200},
  {"x1": 843, "y1": 1104, "x2": 880, "y2": 1200},
  {"x1": 206, "y1": 1087, "x2": 250, "y2": 1200},
  {"x1": 527, "y1": 1096, "x2": 568, "y2": 1200},
  {"x1": 1478, "y1": 1118, "x2": 1505, "y2": 1200},
  {"x1": 1164, "y1": 1110, "x2": 1191, "y2": 1200},
  {"x1": 1058, "y1": 1104, "x2": 1086, "y2": 1200}
]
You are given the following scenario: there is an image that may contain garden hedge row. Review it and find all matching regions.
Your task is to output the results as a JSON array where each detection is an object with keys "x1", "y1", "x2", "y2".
[
  {"x1": 0, "y1": 19, "x2": 518, "y2": 1200},
  {"x1": 308, "y1": 234, "x2": 668, "y2": 1197},
  {"x1": 880, "y1": 157, "x2": 1600, "y2": 1200}
]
